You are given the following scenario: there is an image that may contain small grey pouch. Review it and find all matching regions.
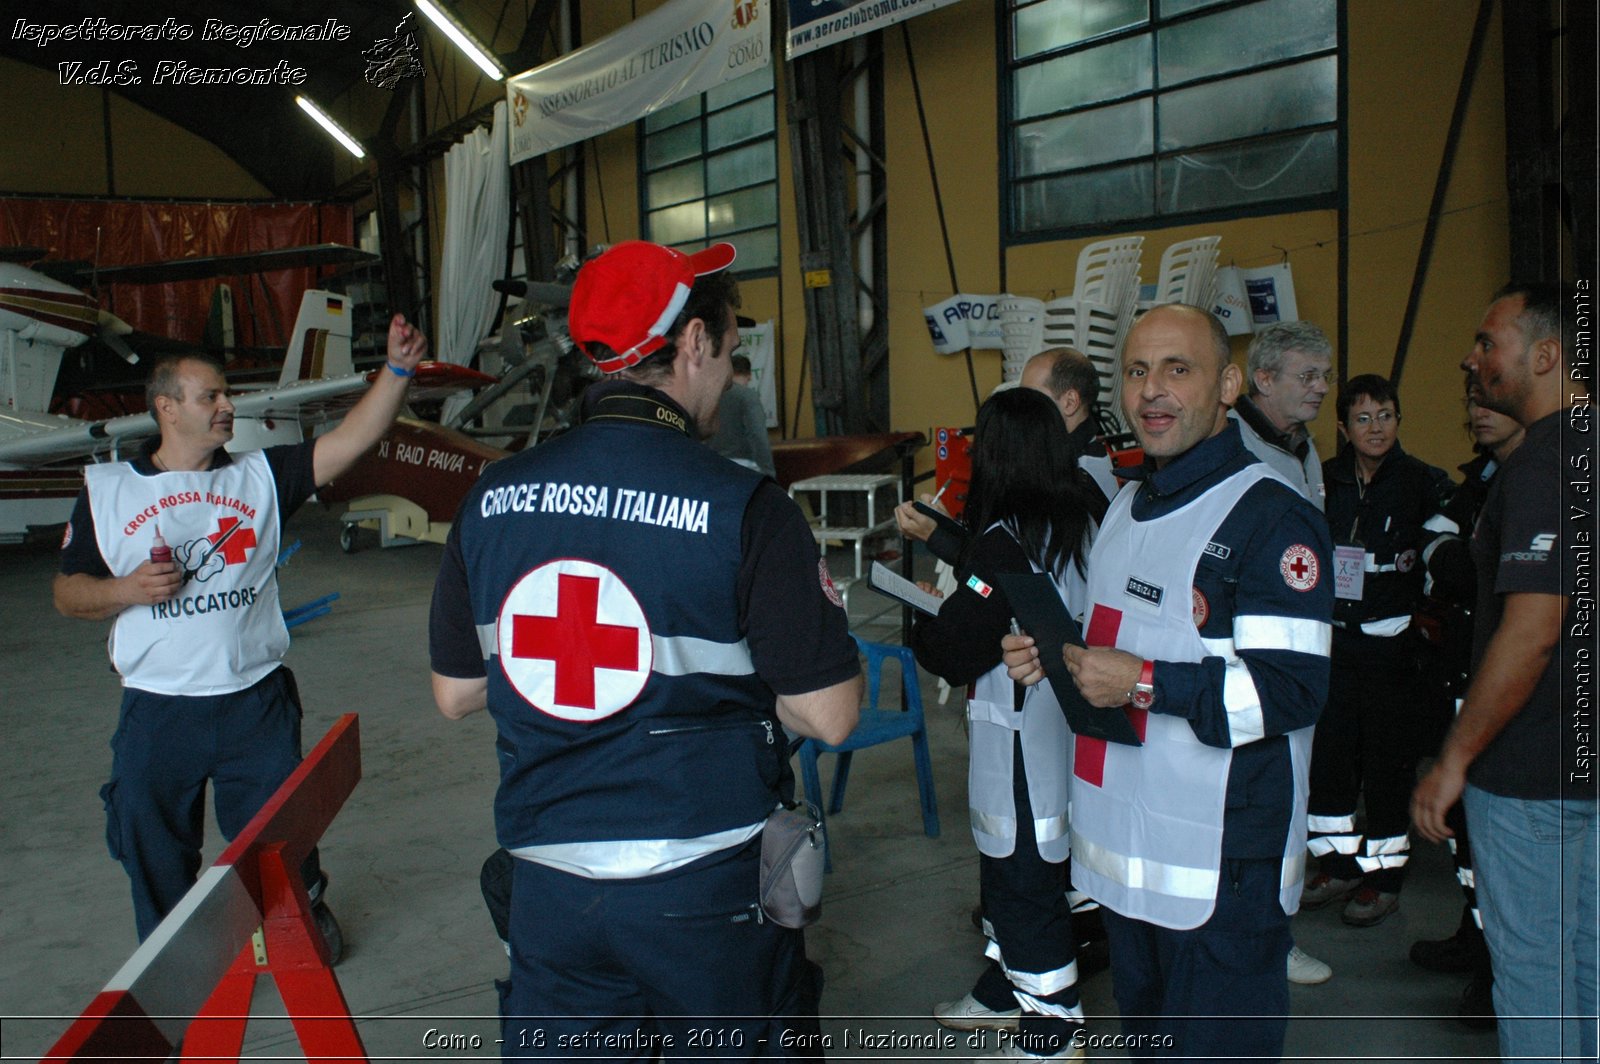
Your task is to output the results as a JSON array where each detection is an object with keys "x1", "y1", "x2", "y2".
[{"x1": 759, "y1": 801, "x2": 826, "y2": 927}]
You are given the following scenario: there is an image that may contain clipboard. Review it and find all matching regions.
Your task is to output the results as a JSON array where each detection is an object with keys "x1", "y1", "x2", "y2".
[
  {"x1": 868, "y1": 561, "x2": 944, "y2": 616},
  {"x1": 912, "y1": 500, "x2": 967, "y2": 540},
  {"x1": 995, "y1": 571, "x2": 1143, "y2": 746}
]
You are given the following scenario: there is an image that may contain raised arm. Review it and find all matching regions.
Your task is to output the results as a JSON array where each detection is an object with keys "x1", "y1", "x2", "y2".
[{"x1": 311, "y1": 314, "x2": 428, "y2": 487}]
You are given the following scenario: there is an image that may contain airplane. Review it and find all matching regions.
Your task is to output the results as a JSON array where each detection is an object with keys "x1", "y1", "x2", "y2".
[{"x1": 0, "y1": 261, "x2": 492, "y2": 544}]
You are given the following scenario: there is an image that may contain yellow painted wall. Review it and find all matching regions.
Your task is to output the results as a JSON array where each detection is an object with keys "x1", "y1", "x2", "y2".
[{"x1": 0, "y1": 57, "x2": 270, "y2": 198}]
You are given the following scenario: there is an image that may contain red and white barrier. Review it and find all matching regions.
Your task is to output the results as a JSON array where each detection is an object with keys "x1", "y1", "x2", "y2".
[{"x1": 42, "y1": 714, "x2": 365, "y2": 1064}]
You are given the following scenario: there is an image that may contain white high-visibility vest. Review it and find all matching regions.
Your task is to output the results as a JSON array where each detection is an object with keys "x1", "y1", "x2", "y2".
[{"x1": 85, "y1": 453, "x2": 286, "y2": 696}]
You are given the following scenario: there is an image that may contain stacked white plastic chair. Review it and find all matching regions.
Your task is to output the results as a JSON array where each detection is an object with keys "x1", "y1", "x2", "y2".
[
  {"x1": 1054, "y1": 236, "x2": 1144, "y2": 435},
  {"x1": 998, "y1": 296, "x2": 1046, "y2": 383},
  {"x1": 1151, "y1": 236, "x2": 1222, "y2": 311}
]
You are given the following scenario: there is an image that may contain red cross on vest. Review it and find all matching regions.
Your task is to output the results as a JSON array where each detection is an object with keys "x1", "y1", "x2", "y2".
[
  {"x1": 498, "y1": 560, "x2": 653, "y2": 722},
  {"x1": 207, "y1": 516, "x2": 257, "y2": 566}
]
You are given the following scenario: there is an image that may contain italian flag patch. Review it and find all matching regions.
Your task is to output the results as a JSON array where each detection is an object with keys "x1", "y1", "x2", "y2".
[{"x1": 965, "y1": 574, "x2": 993, "y2": 598}]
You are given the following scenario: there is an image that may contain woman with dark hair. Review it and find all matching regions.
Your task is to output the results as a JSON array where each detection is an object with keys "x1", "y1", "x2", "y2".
[{"x1": 912, "y1": 386, "x2": 1094, "y2": 1062}]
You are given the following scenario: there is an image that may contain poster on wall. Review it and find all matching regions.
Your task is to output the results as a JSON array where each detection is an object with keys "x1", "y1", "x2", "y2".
[
  {"x1": 736, "y1": 321, "x2": 779, "y2": 429},
  {"x1": 1242, "y1": 263, "x2": 1300, "y2": 325},
  {"x1": 922, "y1": 293, "x2": 1007, "y2": 354},
  {"x1": 1210, "y1": 266, "x2": 1255, "y2": 336},
  {"x1": 787, "y1": 0, "x2": 967, "y2": 59},
  {"x1": 507, "y1": 0, "x2": 769, "y2": 164}
]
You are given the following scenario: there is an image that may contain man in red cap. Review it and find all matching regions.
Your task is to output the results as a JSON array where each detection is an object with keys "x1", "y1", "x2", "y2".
[{"x1": 429, "y1": 240, "x2": 861, "y2": 1056}]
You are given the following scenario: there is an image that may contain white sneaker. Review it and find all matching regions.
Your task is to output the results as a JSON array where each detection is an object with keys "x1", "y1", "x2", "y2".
[
  {"x1": 933, "y1": 992, "x2": 1021, "y2": 1031},
  {"x1": 1288, "y1": 945, "x2": 1332, "y2": 984},
  {"x1": 972, "y1": 1044, "x2": 1085, "y2": 1062}
]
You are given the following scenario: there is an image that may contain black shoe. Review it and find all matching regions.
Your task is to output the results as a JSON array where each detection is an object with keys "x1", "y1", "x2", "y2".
[
  {"x1": 1457, "y1": 970, "x2": 1496, "y2": 1030},
  {"x1": 1410, "y1": 929, "x2": 1487, "y2": 973},
  {"x1": 1075, "y1": 936, "x2": 1111, "y2": 980},
  {"x1": 313, "y1": 901, "x2": 345, "y2": 966}
]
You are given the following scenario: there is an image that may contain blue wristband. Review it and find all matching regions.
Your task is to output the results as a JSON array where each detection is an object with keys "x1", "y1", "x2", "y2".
[{"x1": 386, "y1": 361, "x2": 415, "y2": 378}]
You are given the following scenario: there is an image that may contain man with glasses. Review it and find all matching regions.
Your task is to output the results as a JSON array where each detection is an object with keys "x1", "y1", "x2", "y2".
[
  {"x1": 1303, "y1": 374, "x2": 1453, "y2": 928},
  {"x1": 1229, "y1": 322, "x2": 1333, "y2": 510}
]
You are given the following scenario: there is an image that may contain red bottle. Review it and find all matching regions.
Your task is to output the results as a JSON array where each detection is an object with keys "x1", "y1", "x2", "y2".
[{"x1": 149, "y1": 524, "x2": 172, "y2": 565}]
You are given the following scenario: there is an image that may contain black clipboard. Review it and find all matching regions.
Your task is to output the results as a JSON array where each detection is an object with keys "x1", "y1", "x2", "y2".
[
  {"x1": 912, "y1": 500, "x2": 967, "y2": 540},
  {"x1": 995, "y1": 571, "x2": 1143, "y2": 746}
]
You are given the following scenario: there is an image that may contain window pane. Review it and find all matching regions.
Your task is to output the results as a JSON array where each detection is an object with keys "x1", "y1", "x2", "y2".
[
  {"x1": 706, "y1": 66, "x2": 773, "y2": 110},
  {"x1": 1159, "y1": 56, "x2": 1335, "y2": 150},
  {"x1": 707, "y1": 141, "x2": 776, "y2": 194},
  {"x1": 1159, "y1": 0, "x2": 1227, "y2": 15},
  {"x1": 1014, "y1": 0, "x2": 1147, "y2": 59},
  {"x1": 649, "y1": 201, "x2": 707, "y2": 245},
  {"x1": 1016, "y1": 98, "x2": 1153, "y2": 175},
  {"x1": 1157, "y1": 0, "x2": 1335, "y2": 86},
  {"x1": 1015, "y1": 161, "x2": 1154, "y2": 231},
  {"x1": 708, "y1": 185, "x2": 777, "y2": 236},
  {"x1": 1157, "y1": 128, "x2": 1336, "y2": 214},
  {"x1": 647, "y1": 161, "x2": 705, "y2": 209},
  {"x1": 707, "y1": 97, "x2": 775, "y2": 150},
  {"x1": 724, "y1": 227, "x2": 778, "y2": 271},
  {"x1": 644, "y1": 123, "x2": 702, "y2": 169},
  {"x1": 644, "y1": 96, "x2": 701, "y2": 133},
  {"x1": 1013, "y1": 34, "x2": 1152, "y2": 118}
]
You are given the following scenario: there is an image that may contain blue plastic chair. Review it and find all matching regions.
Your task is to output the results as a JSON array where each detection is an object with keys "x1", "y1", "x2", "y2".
[{"x1": 799, "y1": 635, "x2": 939, "y2": 870}]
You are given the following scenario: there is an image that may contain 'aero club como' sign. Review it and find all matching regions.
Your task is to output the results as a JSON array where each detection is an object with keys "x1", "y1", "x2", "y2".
[{"x1": 506, "y1": 0, "x2": 770, "y2": 164}]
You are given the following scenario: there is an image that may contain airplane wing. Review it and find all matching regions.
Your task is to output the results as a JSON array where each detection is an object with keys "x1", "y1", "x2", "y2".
[
  {"x1": 0, "y1": 374, "x2": 368, "y2": 469},
  {"x1": 61, "y1": 245, "x2": 380, "y2": 286}
]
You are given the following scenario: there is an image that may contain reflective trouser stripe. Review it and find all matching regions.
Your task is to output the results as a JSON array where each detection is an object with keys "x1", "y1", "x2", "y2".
[{"x1": 984, "y1": 938, "x2": 1080, "y2": 997}]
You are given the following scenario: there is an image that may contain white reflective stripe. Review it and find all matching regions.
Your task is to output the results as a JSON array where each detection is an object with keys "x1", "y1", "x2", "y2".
[
  {"x1": 1424, "y1": 514, "x2": 1459, "y2": 534},
  {"x1": 650, "y1": 634, "x2": 754, "y2": 677},
  {"x1": 1422, "y1": 532, "x2": 1460, "y2": 566},
  {"x1": 984, "y1": 939, "x2": 1081, "y2": 997},
  {"x1": 1234, "y1": 615, "x2": 1332, "y2": 656},
  {"x1": 1471, "y1": 909, "x2": 1484, "y2": 929},
  {"x1": 1072, "y1": 833, "x2": 1218, "y2": 901},
  {"x1": 1457, "y1": 868, "x2": 1476, "y2": 889},
  {"x1": 1308, "y1": 813, "x2": 1356, "y2": 833},
  {"x1": 1307, "y1": 836, "x2": 1361, "y2": 856},
  {"x1": 1222, "y1": 659, "x2": 1265, "y2": 746},
  {"x1": 1200, "y1": 635, "x2": 1236, "y2": 658},
  {"x1": 1035, "y1": 813, "x2": 1069, "y2": 844},
  {"x1": 1356, "y1": 852, "x2": 1409, "y2": 871},
  {"x1": 1012, "y1": 992, "x2": 1085, "y2": 1022},
  {"x1": 1361, "y1": 615, "x2": 1412, "y2": 637},
  {"x1": 972, "y1": 808, "x2": 1016, "y2": 838},
  {"x1": 477, "y1": 623, "x2": 497, "y2": 659},
  {"x1": 1365, "y1": 834, "x2": 1411, "y2": 856},
  {"x1": 1446, "y1": 839, "x2": 1459, "y2": 855},
  {"x1": 509, "y1": 821, "x2": 763, "y2": 879}
]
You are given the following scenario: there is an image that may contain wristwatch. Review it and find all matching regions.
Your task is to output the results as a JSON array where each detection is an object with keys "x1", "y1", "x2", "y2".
[{"x1": 1128, "y1": 660, "x2": 1156, "y2": 709}]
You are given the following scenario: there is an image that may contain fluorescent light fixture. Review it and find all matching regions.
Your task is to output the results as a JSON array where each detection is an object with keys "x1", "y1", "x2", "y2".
[
  {"x1": 415, "y1": 0, "x2": 506, "y2": 81},
  {"x1": 296, "y1": 95, "x2": 366, "y2": 159}
]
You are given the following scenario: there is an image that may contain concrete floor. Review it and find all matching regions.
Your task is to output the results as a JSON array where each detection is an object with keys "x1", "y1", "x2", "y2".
[{"x1": 1, "y1": 504, "x2": 1502, "y2": 1061}]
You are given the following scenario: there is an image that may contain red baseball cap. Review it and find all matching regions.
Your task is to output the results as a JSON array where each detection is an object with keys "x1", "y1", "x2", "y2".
[{"x1": 567, "y1": 240, "x2": 738, "y2": 373}]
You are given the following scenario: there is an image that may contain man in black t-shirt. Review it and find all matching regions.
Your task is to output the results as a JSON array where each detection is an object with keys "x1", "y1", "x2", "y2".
[{"x1": 1412, "y1": 282, "x2": 1596, "y2": 1062}]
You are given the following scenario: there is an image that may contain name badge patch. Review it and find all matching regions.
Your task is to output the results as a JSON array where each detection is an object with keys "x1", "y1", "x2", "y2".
[
  {"x1": 1202, "y1": 540, "x2": 1231, "y2": 561},
  {"x1": 1125, "y1": 575, "x2": 1164, "y2": 608}
]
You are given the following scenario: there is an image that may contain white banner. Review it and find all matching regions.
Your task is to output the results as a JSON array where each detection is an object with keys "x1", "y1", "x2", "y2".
[
  {"x1": 1210, "y1": 266, "x2": 1255, "y2": 336},
  {"x1": 787, "y1": 0, "x2": 966, "y2": 59},
  {"x1": 923, "y1": 293, "x2": 1007, "y2": 354},
  {"x1": 507, "y1": 0, "x2": 770, "y2": 164},
  {"x1": 735, "y1": 321, "x2": 779, "y2": 428}
]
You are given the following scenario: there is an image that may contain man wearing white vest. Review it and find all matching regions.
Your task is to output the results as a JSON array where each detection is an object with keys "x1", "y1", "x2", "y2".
[
  {"x1": 54, "y1": 314, "x2": 428, "y2": 948},
  {"x1": 1003, "y1": 304, "x2": 1332, "y2": 1062}
]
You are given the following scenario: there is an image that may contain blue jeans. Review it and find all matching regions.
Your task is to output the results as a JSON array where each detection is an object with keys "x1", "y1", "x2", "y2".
[{"x1": 1463, "y1": 784, "x2": 1598, "y2": 1063}]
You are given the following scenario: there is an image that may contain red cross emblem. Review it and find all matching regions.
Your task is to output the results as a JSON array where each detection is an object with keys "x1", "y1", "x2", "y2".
[
  {"x1": 1279, "y1": 544, "x2": 1319, "y2": 591},
  {"x1": 498, "y1": 560, "x2": 652, "y2": 721},
  {"x1": 1072, "y1": 604, "x2": 1149, "y2": 789},
  {"x1": 207, "y1": 517, "x2": 257, "y2": 566}
]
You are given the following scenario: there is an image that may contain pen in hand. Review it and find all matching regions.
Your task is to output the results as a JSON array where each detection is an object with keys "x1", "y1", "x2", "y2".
[{"x1": 930, "y1": 478, "x2": 951, "y2": 506}]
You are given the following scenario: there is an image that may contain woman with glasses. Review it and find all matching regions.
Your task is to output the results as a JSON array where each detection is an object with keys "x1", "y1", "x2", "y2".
[{"x1": 1302, "y1": 374, "x2": 1455, "y2": 928}]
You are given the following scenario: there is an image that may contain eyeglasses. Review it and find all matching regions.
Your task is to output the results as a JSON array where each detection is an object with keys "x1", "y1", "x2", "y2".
[
  {"x1": 1351, "y1": 411, "x2": 1397, "y2": 427},
  {"x1": 1290, "y1": 370, "x2": 1334, "y2": 386}
]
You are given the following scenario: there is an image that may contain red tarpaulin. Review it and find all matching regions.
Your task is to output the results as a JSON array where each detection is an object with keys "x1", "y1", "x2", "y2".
[{"x1": 0, "y1": 197, "x2": 355, "y2": 350}]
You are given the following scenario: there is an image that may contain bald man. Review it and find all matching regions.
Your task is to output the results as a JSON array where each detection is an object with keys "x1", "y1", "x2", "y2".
[{"x1": 1003, "y1": 305, "x2": 1332, "y2": 1063}]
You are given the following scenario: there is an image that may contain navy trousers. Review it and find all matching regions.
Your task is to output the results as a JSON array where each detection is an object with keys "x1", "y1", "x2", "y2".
[
  {"x1": 504, "y1": 838, "x2": 820, "y2": 1060},
  {"x1": 101, "y1": 667, "x2": 322, "y2": 940},
  {"x1": 1101, "y1": 857, "x2": 1291, "y2": 1063}
]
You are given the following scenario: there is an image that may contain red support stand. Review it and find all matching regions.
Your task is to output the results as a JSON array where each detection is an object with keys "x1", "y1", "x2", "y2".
[{"x1": 42, "y1": 714, "x2": 367, "y2": 1064}]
